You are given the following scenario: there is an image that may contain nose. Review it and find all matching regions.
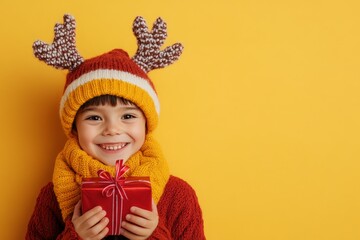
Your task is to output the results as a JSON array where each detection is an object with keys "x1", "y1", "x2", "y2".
[{"x1": 102, "y1": 120, "x2": 122, "y2": 136}]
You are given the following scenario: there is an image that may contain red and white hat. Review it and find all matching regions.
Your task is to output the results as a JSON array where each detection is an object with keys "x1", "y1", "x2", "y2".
[{"x1": 33, "y1": 14, "x2": 183, "y2": 137}]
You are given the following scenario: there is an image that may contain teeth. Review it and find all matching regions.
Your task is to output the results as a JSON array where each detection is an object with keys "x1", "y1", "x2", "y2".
[{"x1": 100, "y1": 143, "x2": 126, "y2": 150}]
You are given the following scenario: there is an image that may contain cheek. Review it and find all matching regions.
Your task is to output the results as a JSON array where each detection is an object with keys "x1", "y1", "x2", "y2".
[
  {"x1": 76, "y1": 125, "x2": 95, "y2": 148},
  {"x1": 132, "y1": 124, "x2": 146, "y2": 143}
]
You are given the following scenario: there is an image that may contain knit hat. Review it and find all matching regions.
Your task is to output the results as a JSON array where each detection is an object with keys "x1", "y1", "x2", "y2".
[{"x1": 33, "y1": 14, "x2": 183, "y2": 137}]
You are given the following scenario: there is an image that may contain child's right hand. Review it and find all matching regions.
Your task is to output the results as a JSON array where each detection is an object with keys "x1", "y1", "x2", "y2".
[{"x1": 72, "y1": 200, "x2": 109, "y2": 240}]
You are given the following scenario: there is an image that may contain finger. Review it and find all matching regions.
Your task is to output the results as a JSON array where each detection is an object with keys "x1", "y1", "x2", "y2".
[
  {"x1": 82, "y1": 207, "x2": 107, "y2": 228},
  {"x1": 122, "y1": 220, "x2": 147, "y2": 235},
  {"x1": 129, "y1": 206, "x2": 153, "y2": 220},
  {"x1": 151, "y1": 199, "x2": 158, "y2": 215},
  {"x1": 97, "y1": 226, "x2": 109, "y2": 239},
  {"x1": 72, "y1": 200, "x2": 82, "y2": 220},
  {"x1": 86, "y1": 217, "x2": 109, "y2": 238},
  {"x1": 129, "y1": 204, "x2": 159, "y2": 223},
  {"x1": 125, "y1": 214, "x2": 149, "y2": 229},
  {"x1": 82, "y1": 206, "x2": 104, "y2": 220},
  {"x1": 121, "y1": 226, "x2": 146, "y2": 240}
]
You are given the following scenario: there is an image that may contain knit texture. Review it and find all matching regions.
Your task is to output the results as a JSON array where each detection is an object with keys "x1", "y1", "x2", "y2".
[
  {"x1": 53, "y1": 134, "x2": 169, "y2": 220},
  {"x1": 29, "y1": 14, "x2": 195, "y2": 239},
  {"x1": 32, "y1": 15, "x2": 84, "y2": 71},
  {"x1": 33, "y1": 15, "x2": 184, "y2": 138},
  {"x1": 60, "y1": 49, "x2": 160, "y2": 137},
  {"x1": 26, "y1": 176, "x2": 205, "y2": 239}
]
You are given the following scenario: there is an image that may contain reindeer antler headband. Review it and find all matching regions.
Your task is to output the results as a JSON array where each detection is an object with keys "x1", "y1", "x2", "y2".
[
  {"x1": 33, "y1": 14, "x2": 184, "y2": 136},
  {"x1": 33, "y1": 15, "x2": 84, "y2": 71},
  {"x1": 33, "y1": 15, "x2": 183, "y2": 72},
  {"x1": 132, "y1": 16, "x2": 184, "y2": 73}
]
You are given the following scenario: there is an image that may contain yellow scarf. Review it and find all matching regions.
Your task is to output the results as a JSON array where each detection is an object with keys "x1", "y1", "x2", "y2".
[{"x1": 53, "y1": 134, "x2": 169, "y2": 220}]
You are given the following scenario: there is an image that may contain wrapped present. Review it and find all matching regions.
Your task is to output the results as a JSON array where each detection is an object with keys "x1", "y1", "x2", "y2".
[{"x1": 81, "y1": 160, "x2": 152, "y2": 236}]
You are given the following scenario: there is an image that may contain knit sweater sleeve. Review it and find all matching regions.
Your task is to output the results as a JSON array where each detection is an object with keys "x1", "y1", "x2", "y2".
[
  {"x1": 149, "y1": 176, "x2": 206, "y2": 240},
  {"x1": 25, "y1": 182, "x2": 79, "y2": 240}
]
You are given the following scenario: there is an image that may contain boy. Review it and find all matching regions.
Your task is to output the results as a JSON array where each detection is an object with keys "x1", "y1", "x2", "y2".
[{"x1": 26, "y1": 14, "x2": 205, "y2": 239}]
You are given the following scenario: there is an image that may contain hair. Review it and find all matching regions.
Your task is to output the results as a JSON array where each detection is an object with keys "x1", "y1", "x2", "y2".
[
  {"x1": 72, "y1": 95, "x2": 137, "y2": 132},
  {"x1": 78, "y1": 95, "x2": 134, "y2": 110}
]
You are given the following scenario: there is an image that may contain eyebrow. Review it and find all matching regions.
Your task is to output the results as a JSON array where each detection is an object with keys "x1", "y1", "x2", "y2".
[
  {"x1": 122, "y1": 106, "x2": 141, "y2": 111},
  {"x1": 79, "y1": 105, "x2": 141, "y2": 113}
]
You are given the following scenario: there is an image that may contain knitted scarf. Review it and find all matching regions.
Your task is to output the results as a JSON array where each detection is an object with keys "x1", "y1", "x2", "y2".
[{"x1": 53, "y1": 134, "x2": 169, "y2": 220}]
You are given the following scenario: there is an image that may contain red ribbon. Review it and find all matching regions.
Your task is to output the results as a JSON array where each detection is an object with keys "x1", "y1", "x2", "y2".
[
  {"x1": 97, "y1": 160, "x2": 130, "y2": 199},
  {"x1": 97, "y1": 159, "x2": 129, "y2": 235}
]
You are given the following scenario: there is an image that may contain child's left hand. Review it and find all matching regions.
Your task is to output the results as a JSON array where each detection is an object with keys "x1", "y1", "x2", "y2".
[{"x1": 120, "y1": 199, "x2": 159, "y2": 240}]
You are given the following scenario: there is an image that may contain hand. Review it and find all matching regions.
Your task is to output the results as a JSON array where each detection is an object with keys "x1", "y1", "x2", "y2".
[
  {"x1": 72, "y1": 200, "x2": 109, "y2": 240},
  {"x1": 121, "y1": 199, "x2": 159, "y2": 240}
]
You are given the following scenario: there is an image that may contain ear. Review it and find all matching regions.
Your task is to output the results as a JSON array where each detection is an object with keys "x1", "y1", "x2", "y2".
[{"x1": 71, "y1": 122, "x2": 78, "y2": 137}]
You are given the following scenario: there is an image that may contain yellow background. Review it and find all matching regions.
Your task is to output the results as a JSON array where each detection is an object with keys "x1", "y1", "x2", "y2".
[{"x1": 1, "y1": 0, "x2": 360, "y2": 239}]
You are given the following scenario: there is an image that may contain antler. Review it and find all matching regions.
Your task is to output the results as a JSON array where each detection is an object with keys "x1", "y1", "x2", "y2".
[
  {"x1": 132, "y1": 17, "x2": 184, "y2": 73},
  {"x1": 33, "y1": 14, "x2": 84, "y2": 71}
]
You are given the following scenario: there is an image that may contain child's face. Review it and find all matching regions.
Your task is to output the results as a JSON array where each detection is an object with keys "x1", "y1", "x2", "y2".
[{"x1": 74, "y1": 101, "x2": 146, "y2": 166}]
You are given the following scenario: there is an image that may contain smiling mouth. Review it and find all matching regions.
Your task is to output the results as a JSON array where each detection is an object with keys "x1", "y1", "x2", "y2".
[{"x1": 99, "y1": 143, "x2": 127, "y2": 151}]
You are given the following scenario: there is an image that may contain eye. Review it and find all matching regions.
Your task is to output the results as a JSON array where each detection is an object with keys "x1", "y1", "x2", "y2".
[
  {"x1": 86, "y1": 115, "x2": 102, "y2": 121},
  {"x1": 122, "y1": 114, "x2": 136, "y2": 120}
]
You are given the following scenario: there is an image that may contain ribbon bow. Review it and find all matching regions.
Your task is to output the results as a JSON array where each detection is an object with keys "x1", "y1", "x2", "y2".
[{"x1": 97, "y1": 160, "x2": 129, "y2": 200}]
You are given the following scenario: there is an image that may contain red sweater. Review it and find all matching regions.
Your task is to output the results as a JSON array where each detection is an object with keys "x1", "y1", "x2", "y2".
[{"x1": 26, "y1": 176, "x2": 205, "y2": 240}]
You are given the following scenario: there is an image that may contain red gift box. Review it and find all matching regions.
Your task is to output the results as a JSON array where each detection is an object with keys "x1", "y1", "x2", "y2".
[{"x1": 81, "y1": 160, "x2": 152, "y2": 236}]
